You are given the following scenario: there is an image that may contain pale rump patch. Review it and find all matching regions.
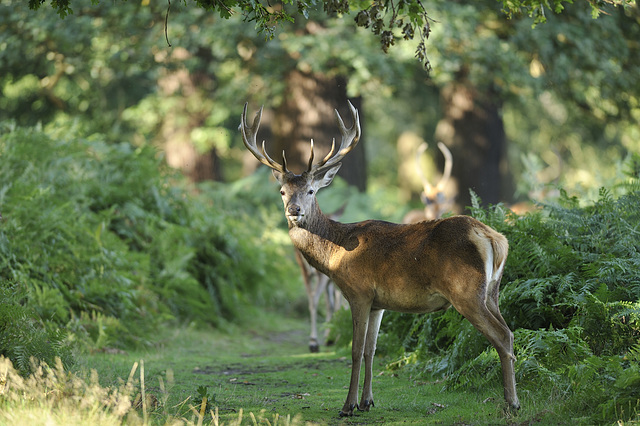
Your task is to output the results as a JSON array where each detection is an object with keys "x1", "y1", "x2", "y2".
[
  {"x1": 468, "y1": 227, "x2": 493, "y2": 284},
  {"x1": 467, "y1": 225, "x2": 509, "y2": 289}
]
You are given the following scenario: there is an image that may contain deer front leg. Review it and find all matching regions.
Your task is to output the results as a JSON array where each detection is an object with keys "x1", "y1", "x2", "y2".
[
  {"x1": 359, "y1": 309, "x2": 384, "y2": 411},
  {"x1": 340, "y1": 304, "x2": 371, "y2": 417}
]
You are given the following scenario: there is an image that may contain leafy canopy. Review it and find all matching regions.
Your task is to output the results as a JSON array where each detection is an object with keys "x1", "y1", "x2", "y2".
[{"x1": 26, "y1": 0, "x2": 636, "y2": 71}]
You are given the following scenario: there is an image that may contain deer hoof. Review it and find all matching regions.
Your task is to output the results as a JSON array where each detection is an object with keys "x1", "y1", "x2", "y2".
[
  {"x1": 308, "y1": 342, "x2": 319, "y2": 353},
  {"x1": 359, "y1": 399, "x2": 374, "y2": 412},
  {"x1": 502, "y1": 400, "x2": 520, "y2": 416},
  {"x1": 338, "y1": 403, "x2": 358, "y2": 417}
]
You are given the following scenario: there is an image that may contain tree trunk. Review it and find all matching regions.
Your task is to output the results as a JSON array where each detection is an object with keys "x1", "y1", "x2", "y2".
[
  {"x1": 271, "y1": 70, "x2": 367, "y2": 192},
  {"x1": 435, "y1": 80, "x2": 513, "y2": 211},
  {"x1": 159, "y1": 49, "x2": 223, "y2": 183},
  {"x1": 165, "y1": 137, "x2": 223, "y2": 182}
]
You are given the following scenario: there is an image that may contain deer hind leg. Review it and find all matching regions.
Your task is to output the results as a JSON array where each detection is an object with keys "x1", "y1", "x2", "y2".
[
  {"x1": 308, "y1": 272, "x2": 328, "y2": 353},
  {"x1": 296, "y1": 250, "x2": 322, "y2": 353},
  {"x1": 484, "y1": 275, "x2": 520, "y2": 411},
  {"x1": 485, "y1": 270, "x2": 510, "y2": 331},
  {"x1": 359, "y1": 309, "x2": 384, "y2": 411},
  {"x1": 325, "y1": 281, "x2": 336, "y2": 321},
  {"x1": 452, "y1": 286, "x2": 520, "y2": 411},
  {"x1": 305, "y1": 280, "x2": 319, "y2": 353},
  {"x1": 322, "y1": 277, "x2": 335, "y2": 344}
]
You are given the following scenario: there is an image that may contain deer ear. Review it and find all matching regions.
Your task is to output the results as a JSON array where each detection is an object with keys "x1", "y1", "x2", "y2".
[
  {"x1": 272, "y1": 169, "x2": 285, "y2": 185},
  {"x1": 316, "y1": 163, "x2": 341, "y2": 189}
]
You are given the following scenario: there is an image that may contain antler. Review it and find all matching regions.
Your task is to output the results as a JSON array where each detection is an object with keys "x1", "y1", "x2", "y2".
[
  {"x1": 309, "y1": 101, "x2": 361, "y2": 175},
  {"x1": 435, "y1": 142, "x2": 453, "y2": 191},
  {"x1": 416, "y1": 142, "x2": 453, "y2": 193},
  {"x1": 241, "y1": 101, "x2": 360, "y2": 176},
  {"x1": 240, "y1": 103, "x2": 290, "y2": 174}
]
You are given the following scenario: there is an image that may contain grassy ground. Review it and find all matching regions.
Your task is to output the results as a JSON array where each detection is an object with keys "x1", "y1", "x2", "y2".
[
  {"x1": 4, "y1": 307, "x2": 614, "y2": 425},
  {"x1": 68, "y1": 311, "x2": 572, "y2": 426}
]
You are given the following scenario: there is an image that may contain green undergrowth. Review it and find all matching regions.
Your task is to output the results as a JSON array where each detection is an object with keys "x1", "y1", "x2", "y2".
[
  {"x1": 365, "y1": 176, "x2": 640, "y2": 424},
  {"x1": 0, "y1": 123, "x2": 301, "y2": 374}
]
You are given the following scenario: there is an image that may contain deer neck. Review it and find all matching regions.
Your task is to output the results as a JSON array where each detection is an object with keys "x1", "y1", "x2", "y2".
[{"x1": 287, "y1": 201, "x2": 347, "y2": 276}]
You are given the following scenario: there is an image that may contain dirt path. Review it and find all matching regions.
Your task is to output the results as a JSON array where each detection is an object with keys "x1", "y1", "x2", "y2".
[{"x1": 85, "y1": 314, "x2": 515, "y2": 425}]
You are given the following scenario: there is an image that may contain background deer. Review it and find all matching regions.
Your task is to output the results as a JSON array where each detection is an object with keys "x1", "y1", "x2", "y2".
[
  {"x1": 402, "y1": 142, "x2": 455, "y2": 223},
  {"x1": 240, "y1": 102, "x2": 520, "y2": 416},
  {"x1": 295, "y1": 204, "x2": 346, "y2": 353}
]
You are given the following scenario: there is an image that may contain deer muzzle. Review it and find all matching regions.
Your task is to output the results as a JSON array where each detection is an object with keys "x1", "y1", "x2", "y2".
[{"x1": 286, "y1": 204, "x2": 304, "y2": 223}]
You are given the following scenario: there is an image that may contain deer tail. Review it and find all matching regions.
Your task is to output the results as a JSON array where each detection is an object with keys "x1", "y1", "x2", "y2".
[{"x1": 490, "y1": 232, "x2": 509, "y2": 277}]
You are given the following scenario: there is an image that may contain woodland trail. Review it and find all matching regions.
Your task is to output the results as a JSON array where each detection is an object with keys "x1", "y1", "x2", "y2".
[{"x1": 85, "y1": 313, "x2": 516, "y2": 425}]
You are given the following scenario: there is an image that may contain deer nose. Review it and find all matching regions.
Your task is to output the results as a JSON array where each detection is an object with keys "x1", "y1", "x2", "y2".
[{"x1": 287, "y1": 204, "x2": 302, "y2": 216}]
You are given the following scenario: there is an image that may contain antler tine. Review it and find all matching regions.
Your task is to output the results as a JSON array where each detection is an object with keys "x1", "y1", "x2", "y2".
[
  {"x1": 240, "y1": 103, "x2": 263, "y2": 158},
  {"x1": 306, "y1": 139, "x2": 315, "y2": 172},
  {"x1": 435, "y1": 142, "x2": 453, "y2": 191},
  {"x1": 318, "y1": 138, "x2": 337, "y2": 167},
  {"x1": 240, "y1": 103, "x2": 288, "y2": 174},
  {"x1": 261, "y1": 140, "x2": 291, "y2": 173},
  {"x1": 312, "y1": 101, "x2": 361, "y2": 174},
  {"x1": 334, "y1": 101, "x2": 361, "y2": 157}
]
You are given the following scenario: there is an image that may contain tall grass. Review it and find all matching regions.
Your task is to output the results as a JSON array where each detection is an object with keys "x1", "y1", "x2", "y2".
[{"x1": 0, "y1": 355, "x2": 303, "y2": 426}]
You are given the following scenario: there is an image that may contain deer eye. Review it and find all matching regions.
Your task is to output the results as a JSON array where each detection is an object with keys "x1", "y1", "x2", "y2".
[
  {"x1": 308, "y1": 189, "x2": 314, "y2": 195},
  {"x1": 280, "y1": 190, "x2": 285, "y2": 196}
]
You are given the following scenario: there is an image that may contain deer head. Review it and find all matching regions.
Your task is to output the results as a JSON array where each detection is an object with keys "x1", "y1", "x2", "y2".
[
  {"x1": 402, "y1": 142, "x2": 454, "y2": 224},
  {"x1": 416, "y1": 141, "x2": 453, "y2": 219},
  {"x1": 240, "y1": 102, "x2": 360, "y2": 228}
]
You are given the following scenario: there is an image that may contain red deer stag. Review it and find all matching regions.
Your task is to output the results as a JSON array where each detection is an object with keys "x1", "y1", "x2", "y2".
[
  {"x1": 240, "y1": 102, "x2": 520, "y2": 416},
  {"x1": 403, "y1": 142, "x2": 454, "y2": 223}
]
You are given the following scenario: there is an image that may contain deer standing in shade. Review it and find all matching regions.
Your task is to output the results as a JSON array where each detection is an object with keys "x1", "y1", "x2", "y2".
[
  {"x1": 403, "y1": 142, "x2": 455, "y2": 223},
  {"x1": 294, "y1": 203, "x2": 346, "y2": 353},
  {"x1": 240, "y1": 102, "x2": 520, "y2": 416}
]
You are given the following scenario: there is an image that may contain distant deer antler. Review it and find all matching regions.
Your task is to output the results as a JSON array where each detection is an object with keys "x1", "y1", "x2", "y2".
[
  {"x1": 416, "y1": 142, "x2": 452, "y2": 196},
  {"x1": 241, "y1": 103, "x2": 519, "y2": 417},
  {"x1": 403, "y1": 142, "x2": 455, "y2": 223}
]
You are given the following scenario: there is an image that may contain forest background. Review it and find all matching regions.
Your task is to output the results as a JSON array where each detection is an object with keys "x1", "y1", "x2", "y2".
[{"x1": 1, "y1": 0, "x2": 640, "y2": 423}]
